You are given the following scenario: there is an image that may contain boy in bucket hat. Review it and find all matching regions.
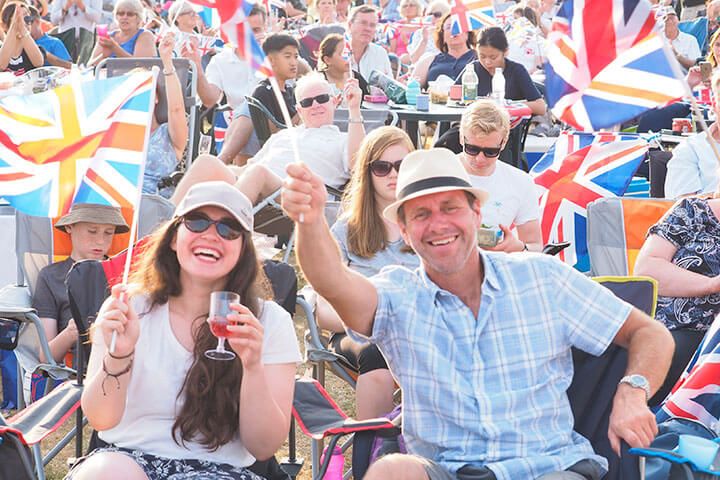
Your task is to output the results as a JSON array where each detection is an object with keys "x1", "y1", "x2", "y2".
[
  {"x1": 32, "y1": 203, "x2": 128, "y2": 365},
  {"x1": 282, "y1": 149, "x2": 674, "y2": 480}
]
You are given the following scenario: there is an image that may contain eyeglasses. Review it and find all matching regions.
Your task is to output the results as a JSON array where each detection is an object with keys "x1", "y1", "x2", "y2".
[
  {"x1": 430, "y1": 11, "x2": 443, "y2": 18},
  {"x1": 463, "y1": 138, "x2": 503, "y2": 158},
  {"x1": 181, "y1": 212, "x2": 244, "y2": 241},
  {"x1": 369, "y1": 159, "x2": 402, "y2": 177},
  {"x1": 23, "y1": 14, "x2": 36, "y2": 24},
  {"x1": 298, "y1": 93, "x2": 331, "y2": 108},
  {"x1": 115, "y1": 10, "x2": 137, "y2": 17}
]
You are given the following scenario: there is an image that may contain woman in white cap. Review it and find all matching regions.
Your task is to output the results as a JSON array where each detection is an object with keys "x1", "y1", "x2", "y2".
[
  {"x1": 66, "y1": 181, "x2": 300, "y2": 480},
  {"x1": 33, "y1": 203, "x2": 128, "y2": 366}
]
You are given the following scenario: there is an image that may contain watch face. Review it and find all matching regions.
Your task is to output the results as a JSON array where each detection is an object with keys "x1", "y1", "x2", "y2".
[{"x1": 629, "y1": 374, "x2": 648, "y2": 387}]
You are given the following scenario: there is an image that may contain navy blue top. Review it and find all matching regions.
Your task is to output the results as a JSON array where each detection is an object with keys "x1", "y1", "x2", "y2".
[
  {"x1": 456, "y1": 57, "x2": 542, "y2": 102},
  {"x1": 650, "y1": 197, "x2": 720, "y2": 331},
  {"x1": 426, "y1": 49, "x2": 477, "y2": 87}
]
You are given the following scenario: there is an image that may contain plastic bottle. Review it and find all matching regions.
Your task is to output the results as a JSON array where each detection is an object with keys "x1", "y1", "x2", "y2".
[
  {"x1": 320, "y1": 445, "x2": 343, "y2": 480},
  {"x1": 406, "y1": 78, "x2": 420, "y2": 106},
  {"x1": 492, "y1": 67, "x2": 505, "y2": 105},
  {"x1": 461, "y1": 64, "x2": 478, "y2": 103}
]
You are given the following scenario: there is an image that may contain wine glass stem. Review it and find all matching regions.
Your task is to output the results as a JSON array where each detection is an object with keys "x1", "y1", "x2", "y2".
[{"x1": 218, "y1": 337, "x2": 227, "y2": 352}]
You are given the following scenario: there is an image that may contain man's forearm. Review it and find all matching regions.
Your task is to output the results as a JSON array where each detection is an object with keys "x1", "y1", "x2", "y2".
[
  {"x1": 625, "y1": 321, "x2": 674, "y2": 396},
  {"x1": 197, "y1": 71, "x2": 222, "y2": 107}
]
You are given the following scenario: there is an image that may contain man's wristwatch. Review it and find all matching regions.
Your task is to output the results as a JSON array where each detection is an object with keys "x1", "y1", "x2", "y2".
[{"x1": 619, "y1": 374, "x2": 650, "y2": 401}]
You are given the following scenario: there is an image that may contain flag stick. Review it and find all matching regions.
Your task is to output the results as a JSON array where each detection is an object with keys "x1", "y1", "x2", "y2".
[
  {"x1": 109, "y1": 67, "x2": 160, "y2": 354},
  {"x1": 661, "y1": 35, "x2": 720, "y2": 167}
]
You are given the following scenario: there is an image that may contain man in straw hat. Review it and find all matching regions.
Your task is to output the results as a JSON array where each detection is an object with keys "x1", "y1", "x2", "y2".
[
  {"x1": 282, "y1": 149, "x2": 673, "y2": 480},
  {"x1": 32, "y1": 203, "x2": 128, "y2": 365}
]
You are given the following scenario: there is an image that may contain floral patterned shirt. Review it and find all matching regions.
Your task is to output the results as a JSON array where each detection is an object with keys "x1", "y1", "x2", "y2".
[{"x1": 649, "y1": 197, "x2": 720, "y2": 331}]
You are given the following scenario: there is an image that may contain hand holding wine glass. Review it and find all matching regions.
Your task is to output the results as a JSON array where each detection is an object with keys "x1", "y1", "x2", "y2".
[
  {"x1": 96, "y1": 284, "x2": 139, "y2": 357},
  {"x1": 226, "y1": 303, "x2": 264, "y2": 369}
]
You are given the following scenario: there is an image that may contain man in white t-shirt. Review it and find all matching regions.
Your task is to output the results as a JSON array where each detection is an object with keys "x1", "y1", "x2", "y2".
[
  {"x1": 235, "y1": 73, "x2": 365, "y2": 205},
  {"x1": 662, "y1": 8, "x2": 701, "y2": 71},
  {"x1": 458, "y1": 99, "x2": 542, "y2": 252},
  {"x1": 348, "y1": 5, "x2": 393, "y2": 80}
]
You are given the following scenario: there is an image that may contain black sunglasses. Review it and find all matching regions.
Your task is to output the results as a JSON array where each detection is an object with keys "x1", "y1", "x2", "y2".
[
  {"x1": 430, "y1": 11, "x2": 443, "y2": 18},
  {"x1": 181, "y1": 212, "x2": 243, "y2": 241},
  {"x1": 370, "y1": 159, "x2": 402, "y2": 177},
  {"x1": 24, "y1": 14, "x2": 36, "y2": 24},
  {"x1": 463, "y1": 138, "x2": 503, "y2": 158},
  {"x1": 299, "y1": 93, "x2": 331, "y2": 108}
]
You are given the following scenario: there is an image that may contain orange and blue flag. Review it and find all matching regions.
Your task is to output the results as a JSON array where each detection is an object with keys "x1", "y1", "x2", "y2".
[
  {"x1": 545, "y1": 0, "x2": 686, "y2": 131},
  {"x1": 0, "y1": 71, "x2": 155, "y2": 218},
  {"x1": 450, "y1": 0, "x2": 496, "y2": 35}
]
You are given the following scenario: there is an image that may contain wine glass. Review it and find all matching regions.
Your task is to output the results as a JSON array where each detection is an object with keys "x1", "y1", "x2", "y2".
[{"x1": 205, "y1": 291, "x2": 240, "y2": 361}]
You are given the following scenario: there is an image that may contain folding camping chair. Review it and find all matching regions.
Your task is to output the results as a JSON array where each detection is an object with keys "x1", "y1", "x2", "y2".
[
  {"x1": 94, "y1": 58, "x2": 199, "y2": 164},
  {"x1": 246, "y1": 95, "x2": 287, "y2": 149},
  {"x1": 586, "y1": 197, "x2": 675, "y2": 276},
  {"x1": 333, "y1": 109, "x2": 399, "y2": 134}
]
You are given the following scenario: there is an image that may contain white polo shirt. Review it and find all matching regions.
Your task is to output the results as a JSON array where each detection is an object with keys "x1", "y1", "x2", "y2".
[
  {"x1": 205, "y1": 47, "x2": 257, "y2": 109},
  {"x1": 352, "y1": 42, "x2": 392, "y2": 80}
]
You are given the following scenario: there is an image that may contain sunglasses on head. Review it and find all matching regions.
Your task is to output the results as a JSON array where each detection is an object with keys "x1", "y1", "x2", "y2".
[
  {"x1": 463, "y1": 138, "x2": 502, "y2": 158},
  {"x1": 370, "y1": 159, "x2": 402, "y2": 177},
  {"x1": 299, "y1": 93, "x2": 331, "y2": 108},
  {"x1": 181, "y1": 212, "x2": 244, "y2": 241}
]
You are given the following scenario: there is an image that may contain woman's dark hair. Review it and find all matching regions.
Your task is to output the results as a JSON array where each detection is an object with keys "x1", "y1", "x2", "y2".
[
  {"x1": 477, "y1": 26, "x2": 509, "y2": 52},
  {"x1": 434, "y1": 12, "x2": 476, "y2": 53},
  {"x1": 317, "y1": 33, "x2": 343, "y2": 71},
  {"x1": 128, "y1": 216, "x2": 268, "y2": 452},
  {"x1": 521, "y1": 6, "x2": 538, "y2": 26}
]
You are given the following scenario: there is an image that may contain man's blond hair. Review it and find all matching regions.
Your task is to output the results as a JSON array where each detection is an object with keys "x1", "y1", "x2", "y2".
[{"x1": 459, "y1": 99, "x2": 511, "y2": 143}]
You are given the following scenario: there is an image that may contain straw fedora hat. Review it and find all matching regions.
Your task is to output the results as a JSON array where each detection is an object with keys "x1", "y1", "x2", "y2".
[
  {"x1": 55, "y1": 203, "x2": 129, "y2": 234},
  {"x1": 383, "y1": 148, "x2": 488, "y2": 224}
]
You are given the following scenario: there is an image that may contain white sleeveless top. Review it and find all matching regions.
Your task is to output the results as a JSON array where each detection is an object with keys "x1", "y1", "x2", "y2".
[{"x1": 99, "y1": 295, "x2": 302, "y2": 467}]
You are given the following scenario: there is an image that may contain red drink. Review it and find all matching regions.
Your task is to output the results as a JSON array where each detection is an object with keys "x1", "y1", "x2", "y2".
[{"x1": 208, "y1": 316, "x2": 229, "y2": 338}]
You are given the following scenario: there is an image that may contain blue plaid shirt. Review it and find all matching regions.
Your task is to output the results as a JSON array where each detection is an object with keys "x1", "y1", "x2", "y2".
[{"x1": 351, "y1": 251, "x2": 632, "y2": 479}]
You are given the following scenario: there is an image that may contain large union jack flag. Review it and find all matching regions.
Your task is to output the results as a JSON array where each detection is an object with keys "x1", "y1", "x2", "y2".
[
  {"x1": 190, "y1": 0, "x2": 273, "y2": 77},
  {"x1": 530, "y1": 132, "x2": 647, "y2": 272},
  {"x1": 0, "y1": 71, "x2": 155, "y2": 218},
  {"x1": 545, "y1": 0, "x2": 686, "y2": 131},
  {"x1": 450, "y1": 0, "x2": 496, "y2": 35},
  {"x1": 657, "y1": 319, "x2": 720, "y2": 433}
]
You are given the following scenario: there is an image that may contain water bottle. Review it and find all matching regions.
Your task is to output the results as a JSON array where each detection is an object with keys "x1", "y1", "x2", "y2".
[
  {"x1": 492, "y1": 67, "x2": 505, "y2": 105},
  {"x1": 461, "y1": 64, "x2": 478, "y2": 103},
  {"x1": 320, "y1": 445, "x2": 343, "y2": 480},
  {"x1": 406, "y1": 78, "x2": 420, "y2": 106}
]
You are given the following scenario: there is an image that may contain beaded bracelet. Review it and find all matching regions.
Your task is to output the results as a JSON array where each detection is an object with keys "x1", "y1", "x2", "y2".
[{"x1": 101, "y1": 357, "x2": 133, "y2": 396}]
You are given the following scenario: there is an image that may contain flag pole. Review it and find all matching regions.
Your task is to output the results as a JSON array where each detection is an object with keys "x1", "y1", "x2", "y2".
[
  {"x1": 660, "y1": 32, "x2": 720, "y2": 166},
  {"x1": 109, "y1": 67, "x2": 160, "y2": 354}
]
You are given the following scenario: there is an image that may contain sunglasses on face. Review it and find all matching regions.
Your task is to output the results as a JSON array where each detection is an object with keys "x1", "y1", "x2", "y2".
[
  {"x1": 369, "y1": 159, "x2": 402, "y2": 177},
  {"x1": 463, "y1": 138, "x2": 502, "y2": 158},
  {"x1": 23, "y1": 14, "x2": 35, "y2": 24},
  {"x1": 298, "y1": 93, "x2": 331, "y2": 108},
  {"x1": 430, "y1": 11, "x2": 443, "y2": 18},
  {"x1": 116, "y1": 10, "x2": 137, "y2": 17},
  {"x1": 181, "y1": 212, "x2": 243, "y2": 241}
]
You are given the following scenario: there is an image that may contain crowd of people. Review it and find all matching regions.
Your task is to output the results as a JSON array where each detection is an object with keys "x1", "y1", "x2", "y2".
[{"x1": 5, "y1": 0, "x2": 720, "y2": 478}]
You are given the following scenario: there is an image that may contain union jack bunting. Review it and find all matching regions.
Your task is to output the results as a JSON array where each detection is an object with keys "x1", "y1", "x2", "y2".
[
  {"x1": 190, "y1": 0, "x2": 273, "y2": 77},
  {"x1": 530, "y1": 132, "x2": 647, "y2": 271},
  {"x1": 545, "y1": 0, "x2": 685, "y2": 131},
  {"x1": 342, "y1": 31, "x2": 353, "y2": 62},
  {"x1": 450, "y1": 0, "x2": 496, "y2": 35},
  {"x1": 657, "y1": 319, "x2": 720, "y2": 433},
  {"x1": 0, "y1": 71, "x2": 155, "y2": 218}
]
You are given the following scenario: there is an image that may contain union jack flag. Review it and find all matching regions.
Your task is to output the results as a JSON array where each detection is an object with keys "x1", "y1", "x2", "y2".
[
  {"x1": 0, "y1": 71, "x2": 155, "y2": 218},
  {"x1": 545, "y1": 0, "x2": 685, "y2": 131},
  {"x1": 342, "y1": 31, "x2": 353, "y2": 63},
  {"x1": 213, "y1": 107, "x2": 233, "y2": 154},
  {"x1": 190, "y1": 0, "x2": 273, "y2": 77},
  {"x1": 530, "y1": 132, "x2": 647, "y2": 272},
  {"x1": 657, "y1": 318, "x2": 720, "y2": 433},
  {"x1": 450, "y1": 0, "x2": 496, "y2": 35}
]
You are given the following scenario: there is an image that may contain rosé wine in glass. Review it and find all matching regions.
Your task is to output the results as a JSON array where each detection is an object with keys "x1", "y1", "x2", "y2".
[{"x1": 205, "y1": 291, "x2": 239, "y2": 361}]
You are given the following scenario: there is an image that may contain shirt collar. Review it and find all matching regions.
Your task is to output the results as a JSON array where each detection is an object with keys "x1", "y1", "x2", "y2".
[{"x1": 417, "y1": 249, "x2": 500, "y2": 298}]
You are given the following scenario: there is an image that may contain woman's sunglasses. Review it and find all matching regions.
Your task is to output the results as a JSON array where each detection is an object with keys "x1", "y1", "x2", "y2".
[
  {"x1": 430, "y1": 11, "x2": 444, "y2": 18},
  {"x1": 370, "y1": 160, "x2": 402, "y2": 177},
  {"x1": 181, "y1": 212, "x2": 243, "y2": 241},
  {"x1": 463, "y1": 138, "x2": 502, "y2": 158},
  {"x1": 298, "y1": 93, "x2": 331, "y2": 108}
]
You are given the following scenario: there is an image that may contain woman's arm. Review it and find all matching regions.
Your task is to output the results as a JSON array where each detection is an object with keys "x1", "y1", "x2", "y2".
[
  {"x1": 413, "y1": 52, "x2": 433, "y2": 88},
  {"x1": 525, "y1": 97, "x2": 546, "y2": 116},
  {"x1": 20, "y1": 35, "x2": 45, "y2": 68},
  {"x1": 159, "y1": 32, "x2": 188, "y2": 160},
  {"x1": 634, "y1": 234, "x2": 720, "y2": 297},
  {"x1": 132, "y1": 30, "x2": 157, "y2": 57},
  {"x1": 81, "y1": 285, "x2": 140, "y2": 431},
  {"x1": 227, "y1": 304, "x2": 296, "y2": 460}
]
